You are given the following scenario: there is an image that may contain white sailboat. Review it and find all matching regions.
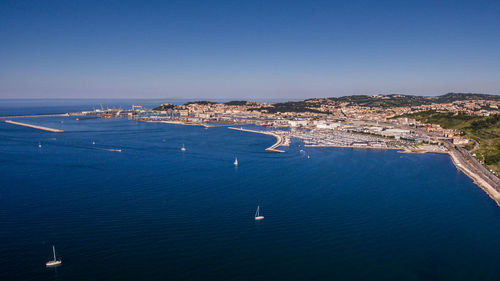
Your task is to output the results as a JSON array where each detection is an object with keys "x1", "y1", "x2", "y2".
[
  {"x1": 254, "y1": 206, "x2": 264, "y2": 220},
  {"x1": 45, "y1": 245, "x2": 62, "y2": 267},
  {"x1": 234, "y1": 157, "x2": 238, "y2": 166},
  {"x1": 38, "y1": 142, "x2": 42, "y2": 148},
  {"x1": 181, "y1": 144, "x2": 186, "y2": 152}
]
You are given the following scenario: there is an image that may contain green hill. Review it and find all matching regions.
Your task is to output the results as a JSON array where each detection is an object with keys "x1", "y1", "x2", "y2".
[
  {"x1": 325, "y1": 93, "x2": 500, "y2": 108},
  {"x1": 400, "y1": 110, "x2": 500, "y2": 174}
]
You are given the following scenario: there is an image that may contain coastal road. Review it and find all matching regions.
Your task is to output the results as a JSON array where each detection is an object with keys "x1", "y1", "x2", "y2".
[{"x1": 445, "y1": 142, "x2": 500, "y2": 204}]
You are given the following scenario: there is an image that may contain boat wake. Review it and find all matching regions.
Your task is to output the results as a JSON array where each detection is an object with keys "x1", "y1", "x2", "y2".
[{"x1": 93, "y1": 147, "x2": 123, "y2": 152}]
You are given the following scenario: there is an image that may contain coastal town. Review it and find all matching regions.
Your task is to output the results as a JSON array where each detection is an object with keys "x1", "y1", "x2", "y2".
[
  {"x1": 3, "y1": 93, "x2": 500, "y2": 205},
  {"x1": 90, "y1": 93, "x2": 500, "y2": 205},
  {"x1": 117, "y1": 94, "x2": 498, "y2": 157}
]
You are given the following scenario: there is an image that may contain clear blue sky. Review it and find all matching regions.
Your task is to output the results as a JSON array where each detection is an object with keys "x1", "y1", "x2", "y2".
[{"x1": 1, "y1": 0, "x2": 499, "y2": 99}]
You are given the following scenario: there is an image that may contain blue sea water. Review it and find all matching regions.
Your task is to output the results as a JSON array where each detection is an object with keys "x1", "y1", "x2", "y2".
[{"x1": 1, "y1": 100, "x2": 500, "y2": 281}]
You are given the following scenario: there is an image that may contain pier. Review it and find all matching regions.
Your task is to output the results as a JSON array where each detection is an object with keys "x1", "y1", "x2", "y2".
[
  {"x1": 228, "y1": 127, "x2": 285, "y2": 153},
  {"x1": 5, "y1": 120, "x2": 65, "y2": 133}
]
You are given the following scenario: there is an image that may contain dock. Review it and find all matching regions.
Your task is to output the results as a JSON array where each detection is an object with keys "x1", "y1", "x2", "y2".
[
  {"x1": 228, "y1": 127, "x2": 285, "y2": 153},
  {"x1": 5, "y1": 120, "x2": 65, "y2": 133}
]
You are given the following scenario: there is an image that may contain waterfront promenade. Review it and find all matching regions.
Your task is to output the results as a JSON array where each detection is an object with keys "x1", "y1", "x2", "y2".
[
  {"x1": 228, "y1": 127, "x2": 285, "y2": 153},
  {"x1": 4, "y1": 120, "x2": 65, "y2": 133}
]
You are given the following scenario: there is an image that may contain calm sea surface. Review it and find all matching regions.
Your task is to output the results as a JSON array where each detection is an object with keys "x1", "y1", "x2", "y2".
[{"x1": 1, "y1": 100, "x2": 500, "y2": 281}]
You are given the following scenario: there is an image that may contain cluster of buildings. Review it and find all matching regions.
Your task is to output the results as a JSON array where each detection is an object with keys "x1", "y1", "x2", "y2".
[{"x1": 79, "y1": 95, "x2": 498, "y2": 150}]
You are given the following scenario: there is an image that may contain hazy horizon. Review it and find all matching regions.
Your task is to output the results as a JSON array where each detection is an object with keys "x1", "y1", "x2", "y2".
[
  {"x1": 1, "y1": 0, "x2": 499, "y2": 99},
  {"x1": 1, "y1": 92, "x2": 500, "y2": 101}
]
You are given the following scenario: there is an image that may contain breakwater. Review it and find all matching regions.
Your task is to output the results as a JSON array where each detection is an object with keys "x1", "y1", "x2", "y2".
[
  {"x1": 4, "y1": 120, "x2": 65, "y2": 133},
  {"x1": 0, "y1": 113, "x2": 69, "y2": 119},
  {"x1": 228, "y1": 127, "x2": 285, "y2": 153}
]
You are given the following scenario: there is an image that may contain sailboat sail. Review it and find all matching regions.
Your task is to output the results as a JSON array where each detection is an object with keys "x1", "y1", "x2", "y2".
[
  {"x1": 255, "y1": 206, "x2": 264, "y2": 220},
  {"x1": 46, "y1": 245, "x2": 62, "y2": 267}
]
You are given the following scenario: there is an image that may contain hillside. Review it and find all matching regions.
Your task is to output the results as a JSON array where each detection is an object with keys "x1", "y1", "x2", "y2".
[
  {"x1": 329, "y1": 94, "x2": 429, "y2": 107},
  {"x1": 258, "y1": 101, "x2": 323, "y2": 114},
  {"x1": 325, "y1": 93, "x2": 500, "y2": 108},
  {"x1": 400, "y1": 110, "x2": 500, "y2": 174}
]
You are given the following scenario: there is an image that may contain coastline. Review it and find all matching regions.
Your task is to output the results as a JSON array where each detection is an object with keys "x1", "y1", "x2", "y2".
[
  {"x1": 257, "y1": 133, "x2": 500, "y2": 206},
  {"x1": 145, "y1": 120, "x2": 500, "y2": 206},
  {"x1": 141, "y1": 120, "x2": 211, "y2": 128},
  {"x1": 303, "y1": 144, "x2": 450, "y2": 154},
  {"x1": 306, "y1": 143, "x2": 500, "y2": 205},
  {"x1": 304, "y1": 144, "x2": 400, "y2": 151},
  {"x1": 446, "y1": 145, "x2": 500, "y2": 207}
]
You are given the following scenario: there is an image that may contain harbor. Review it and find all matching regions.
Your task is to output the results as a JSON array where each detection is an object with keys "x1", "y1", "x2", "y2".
[{"x1": 0, "y1": 99, "x2": 498, "y2": 208}]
